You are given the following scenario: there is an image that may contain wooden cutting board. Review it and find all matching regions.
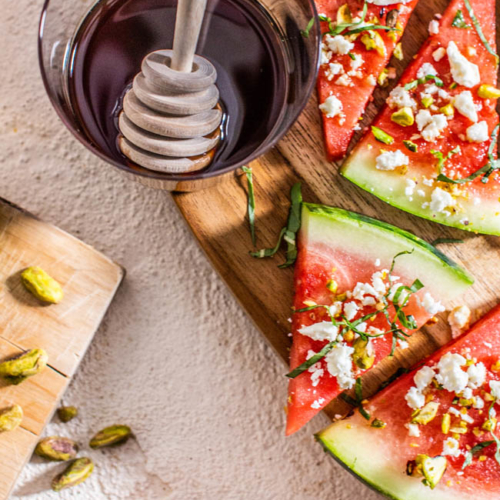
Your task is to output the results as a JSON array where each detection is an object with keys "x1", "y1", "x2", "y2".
[
  {"x1": 0, "y1": 198, "x2": 124, "y2": 499},
  {"x1": 174, "y1": 0, "x2": 500, "y2": 426}
]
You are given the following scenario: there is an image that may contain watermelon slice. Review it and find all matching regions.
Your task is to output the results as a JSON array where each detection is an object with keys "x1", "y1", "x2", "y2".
[
  {"x1": 342, "y1": 0, "x2": 500, "y2": 235},
  {"x1": 316, "y1": 0, "x2": 419, "y2": 160},
  {"x1": 286, "y1": 203, "x2": 473, "y2": 435},
  {"x1": 317, "y1": 303, "x2": 500, "y2": 500}
]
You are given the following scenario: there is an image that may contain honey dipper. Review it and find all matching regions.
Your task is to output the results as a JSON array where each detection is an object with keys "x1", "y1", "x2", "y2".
[{"x1": 118, "y1": 0, "x2": 222, "y2": 173}]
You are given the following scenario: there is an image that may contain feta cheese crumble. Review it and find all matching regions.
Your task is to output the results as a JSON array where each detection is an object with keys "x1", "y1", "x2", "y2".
[
  {"x1": 299, "y1": 321, "x2": 338, "y2": 341},
  {"x1": 468, "y1": 362, "x2": 486, "y2": 389},
  {"x1": 419, "y1": 292, "x2": 445, "y2": 315},
  {"x1": 405, "y1": 386, "x2": 426, "y2": 409},
  {"x1": 388, "y1": 86, "x2": 417, "y2": 110},
  {"x1": 311, "y1": 397, "x2": 325, "y2": 409},
  {"x1": 414, "y1": 366, "x2": 436, "y2": 391},
  {"x1": 429, "y1": 187, "x2": 455, "y2": 214},
  {"x1": 435, "y1": 353, "x2": 468, "y2": 393},
  {"x1": 428, "y1": 20, "x2": 440, "y2": 35},
  {"x1": 324, "y1": 62, "x2": 344, "y2": 81},
  {"x1": 442, "y1": 437, "x2": 461, "y2": 457},
  {"x1": 447, "y1": 41, "x2": 480, "y2": 88},
  {"x1": 375, "y1": 150, "x2": 409, "y2": 171},
  {"x1": 433, "y1": 47, "x2": 446, "y2": 62},
  {"x1": 319, "y1": 95, "x2": 343, "y2": 119},
  {"x1": 453, "y1": 91, "x2": 478, "y2": 122},
  {"x1": 490, "y1": 380, "x2": 500, "y2": 400},
  {"x1": 416, "y1": 63, "x2": 437, "y2": 80},
  {"x1": 324, "y1": 34, "x2": 354, "y2": 55},
  {"x1": 448, "y1": 305, "x2": 471, "y2": 336},
  {"x1": 467, "y1": 121, "x2": 489, "y2": 143},
  {"x1": 406, "y1": 423, "x2": 421, "y2": 437},
  {"x1": 343, "y1": 301, "x2": 359, "y2": 321},
  {"x1": 326, "y1": 343, "x2": 355, "y2": 389},
  {"x1": 415, "y1": 110, "x2": 448, "y2": 142}
]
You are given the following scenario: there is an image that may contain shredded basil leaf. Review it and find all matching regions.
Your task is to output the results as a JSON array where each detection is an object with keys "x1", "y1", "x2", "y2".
[
  {"x1": 286, "y1": 340, "x2": 337, "y2": 378},
  {"x1": 241, "y1": 167, "x2": 256, "y2": 246},
  {"x1": 451, "y1": 10, "x2": 471, "y2": 29},
  {"x1": 462, "y1": 440, "x2": 494, "y2": 469},
  {"x1": 431, "y1": 238, "x2": 465, "y2": 246},
  {"x1": 300, "y1": 17, "x2": 316, "y2": 38},
  {"x1": 463, "y1": 0, "x2": 499, "y2": 64},
  {"x1": 278, "y1": 183, "x2": 302, "y2": 269},
  {"x1": 404, "y1": 74, "x2": 444, "y2": 91},
  {"x1": 249, "y1": 228, "x2": 286, "y2": 258}
]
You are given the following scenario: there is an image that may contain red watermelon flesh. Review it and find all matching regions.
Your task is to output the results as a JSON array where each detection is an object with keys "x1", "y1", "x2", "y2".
[
  {"x1": 285, "y1": 204, "x2": 473, "y2": 435},
  {"x1": 318, "y1": 304, "x2": 500, "y2": 499},
  {"x1": 316, "y1": 0, "x2": 419, "y2": 161},
  {"x1": 342, "y1": 0, "x2": 500, "y2": 235}
]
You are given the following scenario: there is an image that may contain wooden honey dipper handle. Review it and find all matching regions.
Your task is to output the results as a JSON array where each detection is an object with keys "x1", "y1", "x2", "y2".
[{"x1": 171, "y1": 0, "x2": 208, "y2": 73}]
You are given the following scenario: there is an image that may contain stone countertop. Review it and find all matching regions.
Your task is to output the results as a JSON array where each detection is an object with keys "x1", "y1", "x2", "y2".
[{"x1": 1, "y1": 1, "x2": 378, "y2": 498}]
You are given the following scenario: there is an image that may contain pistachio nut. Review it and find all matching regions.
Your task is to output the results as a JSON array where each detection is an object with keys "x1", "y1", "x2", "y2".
[
  {"x1": 352, "y1": 338, "x2": 375, "y2": 370},
  {"x1": 35, "y1": 436, "x2": 78, "y2": 461},
  {"x1": 52, "y1": 457, "x2": 94, "y2": 491},
  {"x1": 336, "y1": 4, "x2": 352, "y2": 25},
  {"x1": 0, "y1": 348, "x2": 48, "y2": 385},
  {"x1": 411, "y1": 402, "x2": 440, "y2": 425},
  {"x1": 391, "y1": 107, "x2": 415, "y2": 127},
  {"x1": 361, "y1": 31, "x2": 386, "y2": 57},
  {"x1": 394, "y1": 42, "x2": 404, "y2": 61},
  {"x1": 478, "y1": 84, "x2": 500, "y2": 99},
  {"x1": 89, "y1": 425, "x2": 132, "y2": 449},
  {"x1": 21, "y1": 266, "x2": 64, "y2": 304},
  {"x1": 57, "y1": 406, "x2": 78, "y2": 423},
  {"x1": 0, "y1": 405, "x2": 23, "y2": 432},
  {"x1": 416, "y1": 455, "x2": 447, "y2": 489}
]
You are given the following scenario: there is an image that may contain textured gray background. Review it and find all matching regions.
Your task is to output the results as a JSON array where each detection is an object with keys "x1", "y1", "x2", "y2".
[{"x1": 1, "y1": 1, "x2": 378, "y2": 498}]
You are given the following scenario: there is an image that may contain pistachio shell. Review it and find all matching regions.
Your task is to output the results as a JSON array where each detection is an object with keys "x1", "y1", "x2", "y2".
[
  {"x1": 21, "y1": 267, "x2": 64, "y2": 304},
  {"x1": 0, "y1": 405, "x2": 23, "y2": 432},
  {"x1": 52, "y1": 458, "x2": 94, "y2": 491},
  {"x1": 89, "y1": 425, "x2": 132, "y2": 449},
  {"x1": 57, "y1": 406, "x2": 78, "y2": 423},
  {"x1": 0, "y1": 348, "x2": 48, "y2": 385},
  {"x1": 35, "y1": 436, "x2": 78, "y2": 461}
]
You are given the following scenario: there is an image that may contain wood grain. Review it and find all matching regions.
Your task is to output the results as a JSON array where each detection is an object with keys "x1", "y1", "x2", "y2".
[
  {"x1": 174, "y1": 0, "x2": 500, "y2": 424},
  {"x1": 0, "y1": 198, "x2": 124, "y2": 499}
]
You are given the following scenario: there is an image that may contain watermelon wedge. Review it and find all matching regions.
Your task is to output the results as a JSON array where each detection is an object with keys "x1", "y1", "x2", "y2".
[
  {"x1": 317, "y1": 303, "x2": 500, "y2": 500},
  {"x1": 342, "y1": 0, "x2": 500, "y2": 235},
  {"x1": 286, "y1": 203, "x2": 473, "y2": 435},
  {"x1": 316, "y1": 0, "x2": 419, "y2": 160}
]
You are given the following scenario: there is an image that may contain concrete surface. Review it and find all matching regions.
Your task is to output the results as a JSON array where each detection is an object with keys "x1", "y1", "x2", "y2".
[{"x1": 1, "y1": 1, "x2": 379, "y2": 499}]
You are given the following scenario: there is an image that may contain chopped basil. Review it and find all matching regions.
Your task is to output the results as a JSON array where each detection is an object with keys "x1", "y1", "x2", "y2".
[
  {"x1": 451, "y1": 10, "x2": 471, "y2": 29},
  {"x1": 348, "y1": 53, "x2": 356, "y2": 61},
  {"x1": 241, "y1": 166, "x2": 256, "y2": 246},
  {"x1": 431, "y1": 238, "x2": 465, "y2": 246},
  {"x1": 355, "y1": 378, "x2": 371, "y2": 420},
  {"x1": 404, "y1": 74, "x2": 444, "y2": 91},
  {"x1": 250, "y1": 183, "x2": 302, "y2": 268},
  {"x1": 462, "y1": 440, "x2": 494, "y2": 469},
  {"x1": 286, "y1": 340, "x2": 337, "y2": 378},
  {"x1": 300, "y1": 16, "x2": 317, "y2": 38},
  {"x1": 371, "y1": 126, "x2": 394, "y2": 145},
  {"x1": 371, "y1": 418, "x2": 386, "y2": 428},
  {"x1": 463, "y1": 0, "x2": 499, "y2": 64},
  {"x1": 403, "y1": 140, "x2": 418, "y2": 153}
]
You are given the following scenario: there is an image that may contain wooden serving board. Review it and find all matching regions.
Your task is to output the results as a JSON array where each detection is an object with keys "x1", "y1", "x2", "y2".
[
  {"x1": 0, "y1": 198, "x2": 124, "y2": 499},
  {"x1": 174, "y1": 0, "x2": 500, "y2": 427}
]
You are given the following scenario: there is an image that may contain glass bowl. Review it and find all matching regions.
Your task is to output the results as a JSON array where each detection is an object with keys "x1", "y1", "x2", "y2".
[{"x1": 38, "y1": 0, "x2": 320, "y2": 191}]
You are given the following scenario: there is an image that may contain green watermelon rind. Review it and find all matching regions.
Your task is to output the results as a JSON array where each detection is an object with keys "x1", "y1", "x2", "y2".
[
  {"x1": 303, "y1": 203, "x2": 474, "y2": 287},
  {"x1": 340, "y1": 151, "x2": 500, "y2": 236}
]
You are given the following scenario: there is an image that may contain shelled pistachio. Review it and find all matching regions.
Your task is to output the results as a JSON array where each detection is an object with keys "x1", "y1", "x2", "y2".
[
  {"x1": 57, "y1": 406, "x2": 78, "y2": 423},
  {"x1": 52, "y1": 458, "x2": 94, "y2": 491},
  {"x1": 21, "y1": 266, "x2": 64, "y2": 304},
  {"x1": 0, "y1": 348, "x2": 48, "y2": 385},
  {"x1": 89, "y1": 425, "x2": 132, "y2": 449},
  {"x1": 0, "y1": 405, "x2": 23, "y2": 432}
]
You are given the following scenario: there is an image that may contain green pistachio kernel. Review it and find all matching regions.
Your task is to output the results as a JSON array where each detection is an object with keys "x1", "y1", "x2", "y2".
[
  {"x1": 371, "y1": 126, "x2": 394, "y2": 145},
  {"x1": 391, "y1": 107, "x2": 415, "y2": 127},
  {"x1": 21, "y1": 267, "x2": 64, "y2": 304}
]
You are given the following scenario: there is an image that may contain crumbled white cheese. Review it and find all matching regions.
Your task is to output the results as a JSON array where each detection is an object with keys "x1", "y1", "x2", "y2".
[
  {"x1": 454, "y1": 91, "x2": 478, "y2": 122},
  {"x1": 405, "y1": 386, "x2": 426, "y2": 409},
  {"x1": 448, "y1": 305, "x2": 471, "y2": 335},
  {"x1": 419, "y1": 292, "x2": 445, "y2": 315},
  {"x1": 429, "y1": 187, "x2": 455, "y2": 214},
  {"x1": 321, "y1": 43, "x2": 333, "y2": 65},
  {"x1": 442, "y1": 437, "x2": 461, "y2": 457},
  {"x1": 325, "y1": 62, "x2": 344, "y2": 81},
  {"x1": 388, "y1": 284, "x2": 410, "y2": 306},
  {"x1": 325, "y1": 343, "x2": 355, "y2": 389},
  {"x1": 461, "y1": 387, "x2": 473, "y2": 400},
  {"x1": 447, "y1": 41, "x2": 480, "y2": 88},
  {"x1": 405, "y1": 179, "x2": 416, "y2": 200},
  {"x1": 336, "y1": 74, "x2": 353, "y2": 87},
  {"x1": 429, "y1": 20, "x2": 440, "y2": 35},
  {"x1": 414, "y1": 366, "x2": 436, "y2": 392},
  {"x1": 371, "y1": 271, "x2": 388, "y2": 295},
  {"x1": 435, "y1": 352, "x2": 468, "y2": 393},
  {"x1": 325, "y1": 34, "x2": 354, "y2": 55},
  {"x1": 343, "y1": 301, "x2": 359, "y2": 321},
  {"x1": 350, "y1": 54, "x2": 364, "y2": 71},
  {"x1": 311, "y1": 397, "x2": 325, "y2": 409},
  {"x1": 307, "y1": 350, "x2": 325, "y2": 388},
  {"x1": 416, "y1": 110, "x2": 448, "y2": 141},
  {"x1": 417, "y1": 63, "x2": 438, "y2": 80},
  {"x1": 299, "y1": 321, "x2": 339, "y2": 341},
  {"x1": 319, "y1": 95, "x2": 343, "y2": 118},
  {"x1": 352, "y1": 282, "x2": 378, "y2": 301},
  {"x1": 467, "y1": 121, "x2": 489, "y2": 143},
  {"x1": 433, "y1": 47, "x2": 446, "y2": 62},
  {"x1": 375, "y1": 259, "x2": 381, "y2": 267},
  {"x1": 376, "y1": 150, "x2": 409, "y2": 171},
  {"x1": 473, "y1": 395, "x2": 485, "y2": 409},
  {"x1": 388, "y1": 86, "x2": 417, "y2": 110},
  {"x1": 366, "y1": 74, "x2": 377, "y2": 86},
  {"x1": 406, "y1": 423, "x2": 421, "y2": 437},
  {"x1": 329, "y1": 302, "x2": 343, "y2": 319},
  {"x1": 490, "y1": 380, "x2": 500, "y2": 400}
]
